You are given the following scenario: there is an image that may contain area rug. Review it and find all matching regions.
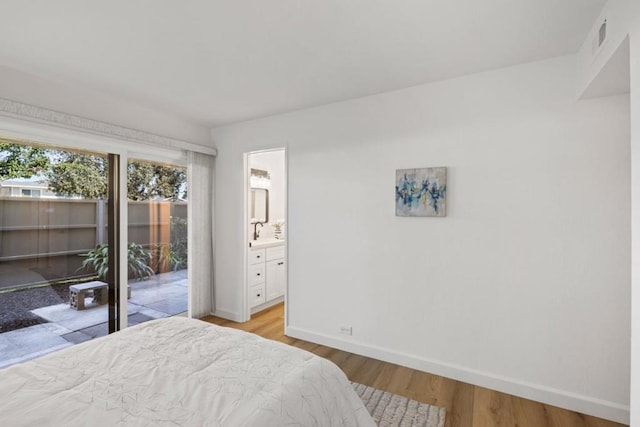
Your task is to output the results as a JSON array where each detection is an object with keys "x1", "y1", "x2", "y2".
[{"x1": 352, "y1": 382, "x2": 446, "y2": 427}]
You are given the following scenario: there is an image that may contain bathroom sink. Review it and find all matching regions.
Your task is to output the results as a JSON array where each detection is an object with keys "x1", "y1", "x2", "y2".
[{"x1": 249, "y1": 238, "x2": 285, "y2": 249}]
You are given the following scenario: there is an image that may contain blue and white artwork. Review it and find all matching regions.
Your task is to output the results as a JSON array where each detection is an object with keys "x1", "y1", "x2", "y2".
[{"x1": 395, "y1": 167, "x2": 447, "y2": 217}]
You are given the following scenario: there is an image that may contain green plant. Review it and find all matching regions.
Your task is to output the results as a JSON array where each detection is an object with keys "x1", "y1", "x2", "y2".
[
  {"x1": 153, "y1": 243, "x2": 187, "y2": 272},
  {"x1": 150, "y1": 216, "x2": 188, "y2": 273},
  {"x1": 79, "y1": 242, "x2": 154, "y2": 281},
  {"x1": 79, "y1": 244, "x2": 109, "y2": 280},
  {"x1": 167, "y1": 216, "x2": 188, "y2": 271},
  {"x1": 126, "y1": 242, "x2": 155, "y2": 280}
]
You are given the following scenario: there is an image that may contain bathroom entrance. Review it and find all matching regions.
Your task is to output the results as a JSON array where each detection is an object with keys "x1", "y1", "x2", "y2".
[{"x1": 244, "y1": 148, "x2": 287, "y2": 321}]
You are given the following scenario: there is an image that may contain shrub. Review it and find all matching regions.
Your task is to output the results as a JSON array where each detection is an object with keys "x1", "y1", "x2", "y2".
[
  {"x1": 79, "y1": 242, "x2": 154, "y2": 281},
  {"x1": 153, "y1": 217, "x2": 188, "y2": 273}
]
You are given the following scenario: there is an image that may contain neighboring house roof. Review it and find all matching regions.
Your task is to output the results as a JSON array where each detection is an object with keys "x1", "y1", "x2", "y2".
[
  {"x1": 0, "y1": 178, "x2": 60, "y2": 198},
  {"x1": 0, "y1": 178, "x2": 49, "y2": 189}
]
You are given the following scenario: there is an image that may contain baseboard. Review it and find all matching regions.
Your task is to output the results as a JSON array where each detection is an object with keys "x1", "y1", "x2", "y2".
[
  {"x1": 250, "y1": 296, "x2": 284, "y2": 315},
  {"x1": 285, "y1": 326, "x2": 629, "y2": 425},
  {"x1": 211, "y1": 309, "x2": 244, "y2": 322}
]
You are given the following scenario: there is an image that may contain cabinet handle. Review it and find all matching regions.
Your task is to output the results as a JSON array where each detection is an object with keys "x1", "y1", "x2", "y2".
[
  {"x1": 277, "y1": 262, "x2": 284, "y2": 266},
  {"x1": 257, "y1": 273, "x2": 261, "y2": 276}
]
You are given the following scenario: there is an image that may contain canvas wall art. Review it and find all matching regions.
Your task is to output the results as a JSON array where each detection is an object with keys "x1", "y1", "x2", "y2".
[{"x1": 395, "y1": 167, "x2": 447, "y2": 217}]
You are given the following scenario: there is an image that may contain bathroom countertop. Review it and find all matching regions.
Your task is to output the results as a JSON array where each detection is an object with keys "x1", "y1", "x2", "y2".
[{"x1": 249, "y1": 238, "x2": 285, "y2": 249}]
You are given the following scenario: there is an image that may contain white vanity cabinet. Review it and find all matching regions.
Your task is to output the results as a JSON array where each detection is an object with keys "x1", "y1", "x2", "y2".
[
  {"x1": 248, "y1": 248, "x2": 266, "y2": 307},
  {"x1": 248, "y1": 242, "x2": 285, "y2": 311},
  {"x1": 265, "y1": 246, "x2": 285, "y2": 301}
]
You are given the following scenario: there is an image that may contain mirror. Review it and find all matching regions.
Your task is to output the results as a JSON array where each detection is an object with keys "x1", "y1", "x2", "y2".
[{"x1": 250, "y1": 188, "x2": 269, "y2": 223}]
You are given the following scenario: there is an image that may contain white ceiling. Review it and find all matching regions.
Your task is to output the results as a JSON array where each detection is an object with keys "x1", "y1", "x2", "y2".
[{"x1": 0, "y1": 0, "x2": 606, "y2": 127}]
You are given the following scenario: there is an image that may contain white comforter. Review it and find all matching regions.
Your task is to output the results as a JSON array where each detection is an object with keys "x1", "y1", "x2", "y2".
[{"x1": 0, "y1": 317, "x2": 376, "y2": 426}]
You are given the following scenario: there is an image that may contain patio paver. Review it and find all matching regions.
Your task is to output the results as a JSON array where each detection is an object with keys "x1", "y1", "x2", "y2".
[
  {"x1": 0, "y1": 324, "x2": 73, "y2": 368},
  {"x1": 0, "y1": 270, "x2": 187, "y2": 368}
]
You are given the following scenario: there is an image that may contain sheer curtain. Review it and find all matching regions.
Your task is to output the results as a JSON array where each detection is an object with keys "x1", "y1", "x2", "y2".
[{"x1": 187, "y1": 151, "x2": 215, "y2": 318}]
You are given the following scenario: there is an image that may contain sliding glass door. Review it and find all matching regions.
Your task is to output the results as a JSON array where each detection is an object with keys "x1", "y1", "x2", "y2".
[
  {"x1": 0, "y1": 136, "x2": 194, "y2": 368},
  {"x1": 0, "y1": 139, "x2": 119, "y2": 367},
  {"x1": 126, "y1": 159, "x2": 188, "y2": 326}
]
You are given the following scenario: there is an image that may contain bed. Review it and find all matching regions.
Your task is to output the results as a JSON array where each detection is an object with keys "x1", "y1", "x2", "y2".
[{"x1": 0, "y1": 317, "x2": 376, "y2": 426}]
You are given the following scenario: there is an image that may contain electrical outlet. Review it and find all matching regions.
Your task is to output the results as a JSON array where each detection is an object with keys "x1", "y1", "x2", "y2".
[{"x1": 340, "y1": 326, "x2": 352, "y2": 336}]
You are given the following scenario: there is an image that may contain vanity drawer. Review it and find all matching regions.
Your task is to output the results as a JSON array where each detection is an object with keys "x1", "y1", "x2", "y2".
[
  {"x1": 266, "y1": 245, "x2": 285, "y2": 261},
  {"x1": 249, "y1": 284, "x2": 266, "y2": 308},
  {"x1": 248, "y1": 264, "x2": 265, "y2": 286},
  {"x1": 249, "y1": 248, "x2": 266, "y2": 265}
]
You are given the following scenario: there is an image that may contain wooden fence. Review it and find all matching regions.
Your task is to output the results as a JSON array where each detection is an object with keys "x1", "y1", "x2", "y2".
[{"x1": 0, "y1": 197, "x2": 186, "y2": 290}]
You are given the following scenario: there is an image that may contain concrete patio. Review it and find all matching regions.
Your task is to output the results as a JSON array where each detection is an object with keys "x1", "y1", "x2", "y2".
[{"x1": 0, "y1": 270, "x2": 187, "y2": 368}]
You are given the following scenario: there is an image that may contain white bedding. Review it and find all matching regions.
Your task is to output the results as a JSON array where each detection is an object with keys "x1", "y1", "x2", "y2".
[{"x1": 0, "y1": 317, "x2": 375, "y2": 426}]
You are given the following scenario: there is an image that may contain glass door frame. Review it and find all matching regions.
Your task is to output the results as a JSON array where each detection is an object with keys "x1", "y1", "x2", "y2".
[
  {"x1": 0, "y1": 116, "x2": 188, "y2": 332},
  {"x1": 108, "y1": 153, "x2": 122, "y2": 333}
]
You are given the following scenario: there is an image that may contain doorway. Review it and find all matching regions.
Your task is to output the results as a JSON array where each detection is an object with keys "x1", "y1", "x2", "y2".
[{"x1": 245, "y1": 148, "x2": 286, "y2": 322}]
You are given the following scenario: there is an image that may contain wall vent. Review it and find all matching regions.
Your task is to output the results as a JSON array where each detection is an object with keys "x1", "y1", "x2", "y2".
[
  {"x1": 598, "y1": 19, "x2": 607, "y2": 47},
  {"x1": 592, "y1": 18, "x2": 608, "y2": 55}
]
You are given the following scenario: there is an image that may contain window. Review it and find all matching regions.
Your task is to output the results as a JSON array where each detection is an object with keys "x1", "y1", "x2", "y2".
[{"x1": 20, "y1": 189, "x2": 41, "y2": 197}]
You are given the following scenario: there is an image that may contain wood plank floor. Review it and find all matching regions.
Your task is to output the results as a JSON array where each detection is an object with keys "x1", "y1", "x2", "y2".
[{"x1": 202, "y1": 304, "x2": 625, "y2": 427}]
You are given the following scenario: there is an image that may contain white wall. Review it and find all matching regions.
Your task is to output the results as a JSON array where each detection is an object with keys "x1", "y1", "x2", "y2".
[
  {"x1": 211, "y1": 55, "x2": 630, "y2": 422},
  {"x1": 578, "y1": 0, "x2": 630, "y2": 98},
  {"x1": 0, "y1": 65, "x2": 210, "y2": 145},
  {"x1": 248, "y1": 150, "x2": 286, "y2": 240},
  {"x1": 629, "y1": 0, "x2": 640, "y2": 424}
]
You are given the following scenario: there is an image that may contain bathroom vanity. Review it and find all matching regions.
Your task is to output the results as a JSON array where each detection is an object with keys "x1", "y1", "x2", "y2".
[{"x1": 248, "y1": 239, "x2": 285, "y2": 313}]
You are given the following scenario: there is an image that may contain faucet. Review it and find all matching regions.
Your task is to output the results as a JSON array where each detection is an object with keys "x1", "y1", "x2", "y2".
[{"x1": 252, "y1": 222, "x2": 264, "y2": 240}]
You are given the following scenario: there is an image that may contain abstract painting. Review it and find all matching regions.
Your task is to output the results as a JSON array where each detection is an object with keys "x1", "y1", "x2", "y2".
[{"x1": 395, "y1": 167, "x2": 447, "y2": 217}]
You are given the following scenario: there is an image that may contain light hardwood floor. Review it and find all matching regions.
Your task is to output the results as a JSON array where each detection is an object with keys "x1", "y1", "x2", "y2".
[{"x1": 202, "y1": 304, "x2": 625, "y2": 427}]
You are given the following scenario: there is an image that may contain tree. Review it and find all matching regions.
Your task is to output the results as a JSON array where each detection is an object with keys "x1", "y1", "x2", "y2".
[
  {"x1": 127, "y1": 161, "x2": 154, "y2": 201},
  {"x1": 152, "y1": 165, "x2": 186, "y2": 201},
  {"x1": 0, "y1": 141, "x2": 50, "y2": 180},
  {"x1": 46, "y1": 152, "x2": 107, "y2": 199},
  {"x1": 127, "y1": 162, "x2": 186, "y2": 201},
  {"x1": 1, "y1": 141, "x2": 186, "y2": 200},
  {"x1": 47, "y1": 154, "x2": 186, "y2": 200}
]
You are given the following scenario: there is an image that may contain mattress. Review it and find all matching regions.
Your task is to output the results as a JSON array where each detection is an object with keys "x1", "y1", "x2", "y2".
[{"x1": 0, "y1": 317, "x2": 376, "y2": 426}]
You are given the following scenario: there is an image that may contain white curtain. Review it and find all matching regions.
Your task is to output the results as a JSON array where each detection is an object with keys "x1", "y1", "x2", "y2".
[{"x1": 187, "y1": 151, "x2": 215, "y2": 318}]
